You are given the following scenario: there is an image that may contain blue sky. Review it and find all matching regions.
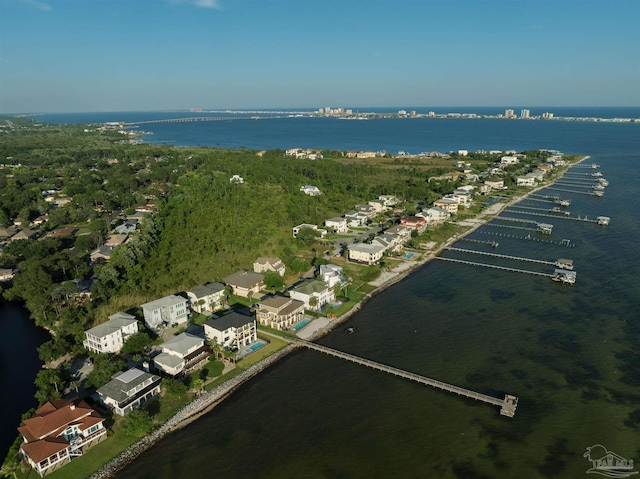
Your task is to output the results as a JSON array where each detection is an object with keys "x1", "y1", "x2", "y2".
[{"x1": 0, "y1": 0, "x2": 638, "y2": 112}]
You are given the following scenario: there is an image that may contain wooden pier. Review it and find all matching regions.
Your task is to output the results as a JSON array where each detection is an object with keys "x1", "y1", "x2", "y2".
[
  {"x1": 494, "y1": 216, "x2": 538, "y2": 224},
  {"x1": 506, "y1": 209, "x2": 603, "y2": 224},
  {"x1": 458, "y1": 238, "x2": 499, "y2": 248},
  {"x1": 444, "y1": 247, "x2": 558, "y2": 267},
  {"x1": 436, "y1": 256, "x2": 555, "y2": 278},
  {"x1": 546, "y1": 186, "x2": 602, "y2": 197},
  {"x1": 299, "y1": 341, "x2": 517, "y2": 417},
  {"x1": 478, "y1": 230, "x2": 575, "y2": 247}
]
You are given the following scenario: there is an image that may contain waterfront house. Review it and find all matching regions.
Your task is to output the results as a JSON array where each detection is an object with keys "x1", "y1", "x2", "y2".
[
  {"x1": 347, "y1": 243, "x2": 386, "y2": 265},
  {"x1": 516, "y1": 176, "x2": 536, "y2": 187},
  {"x1": 255, "y1": 295, "x2": 305, "y2": 330},
  {"x1": 141, "y1": 294, "x2": 189, "y2": 332},
  {"x1": 384, "y1": 224, "x2": 412, "y2": 243},
  {"x1": 325, "y1": 217, "x2": 348, "y2": 233},
  {"x1": 253, "y1": 257, "x2": 286, "y2": 276},
  {"x1": 484, "y1": 178, "x2": 505, "y2": 190},
  {"x1": 289, "y1": 279, "x2": 335, "y2": 311},
  {"x1": 203, "y1": 311, "x2": 257, "y2": 349},
  {"x1": 83, "y1": 312, "x2": 138, "y2": 354},
  {"x1": 18, "y1": 397, "x2": 107, "y2": 477},
  {"x1": 97, "y1": 368, "x2": 161, "y2": 416},
  {"x1": 153, "y1": 333, "x2": 210, "y2": 377},
  {"x1": 187, "y1": 282, "x2": 226, "y2": 313},
  {"x1": 222, "y1": 270, "x2": 265, "y2": 298},
  {"x1": 372, "y1": 233, "x2": 402, "y2": 252}
]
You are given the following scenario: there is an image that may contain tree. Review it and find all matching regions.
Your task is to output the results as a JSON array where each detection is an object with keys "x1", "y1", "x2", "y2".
[
  {"x1": 296, "y1": 226, "x2": 320, "y2": 245},
  {"x1": 120, "y1": 409, "x2": 153, "y2": 438},
  {"x1": 162, "y1": 377, "x2": 188, "y2": 397},
  {"x1": 121, "y1": 332, "x2": 152, "y2": 355},
  {"x1": 309, "y1": 296, "x2": 319, "y2": 310},
  {"x1": 84, "y1": 355, "x2": 126, "y2": 389},
  {"x1": 34, "y1": 368, "x2": 64, "y2": 404},
  {"x1": 263, "y1": 270, "x2": 284, "y2": 292}
]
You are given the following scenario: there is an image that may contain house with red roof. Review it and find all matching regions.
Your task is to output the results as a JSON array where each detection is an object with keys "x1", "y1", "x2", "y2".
[{"x1": 18, "y1": 397, "x2": 107, "y2": 476}]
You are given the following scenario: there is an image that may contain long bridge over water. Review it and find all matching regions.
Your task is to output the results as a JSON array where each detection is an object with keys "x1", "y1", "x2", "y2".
[
  {"x1": 124, "y1": 116, "x2": 266, "y2": 126},
  {"x1": 298, "y1": 340, "x2": 518, "y2": 417}
]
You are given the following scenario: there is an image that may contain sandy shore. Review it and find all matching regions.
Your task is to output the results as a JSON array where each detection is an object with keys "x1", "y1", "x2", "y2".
[{"x1": 90, "y1": 156, "x2": 588, "y2": 478}]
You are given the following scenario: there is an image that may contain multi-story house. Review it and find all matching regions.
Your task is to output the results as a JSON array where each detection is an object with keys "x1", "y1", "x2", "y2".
[
  {"x1": 324, "y1": 217, "x2": 348, "y2": 233},
  {"x1": 253, "y1": 257, "x2": 286, "y2": 276},
  {"x1": 203, "y1": 311, "x2": 257, "y2": 349},
  {"x1": 97, "y1": 368, "x2": 161, "y2": 416},
  {"x1": 153, "y1": 333, "x2": 210, "y2": 377},
  {"x1": 319, "y1": 264, "x2": 345, "y2": 289},
  {"x1": 141, "y1": 295, "x2": 189, "y2": 332},
  {"x1": 256, "y1": 295, "x2": 305, "y2": 330},
  {"x1": 289, "y1": 279, "x2": 335, "y2": 311},
  {"x1": 187, "y1": 282, "x2": 225, "y2": 314},
  {"x1": 222, "y1": 270, "x2": 265, "y2": 298},
  {"x1": 18, "y1": 398, "x2": 107, "y2": 477},
  {"x1": 83, "y1": 312, "x2": 138, "y2": 354},
  {"x1": 347, "y1": 243, "x2": 386, "y2": 265}
]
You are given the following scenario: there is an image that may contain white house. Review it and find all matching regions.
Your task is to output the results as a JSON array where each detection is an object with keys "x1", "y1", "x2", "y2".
[
  {"x1": 83, "y1": 312, "x2": 138, "y2": 354},
  {"x1": 153, "y1": 333, "x2": 209, "y2": 377},
  {"x1": 319, "y1": 264, "x2": 345, "y2": 289},
  {"x1": 420, "y1": 207, "x2": 449, "y2": 224},
  {"x1": 500, "y1": 156, "x2": 519, "y2": 165},
  {"x1": 141, "y1": 295, "x2": 189, "y2": 332},
  {"x1": 230, "y1": 174, "x2": 244, "y2": 184},
  {"x1": 516, "y1": 176, "x2": 536, "y2": 186},
  {"x1": 344, "y1": 210, "x2": 369, "y2": 227},
  {"x1": 292, "y1": 223, "x2": 327, "y2": 238},
  {"x1": 372, "y1": 233, "x2": 402, "y2": 252},
  {"x1": 289, "y1": 279, "x2": 335, "y2": 311},
  {"x1": 300, "y1": 185, "x2": 322, "y2": 196},
  {"x1": 368, "y1": 199, "x2": 387, "y2": 213},
  {"x1": 204, "y1": 311, "x2": 257, "y2": 349},
  {"x1": 223, "y1": 270, "x2": 265, "y2": 298},
  {"x1": 485, "y1": 178, "x2": 505, "y2": 190},
  {"x1": 355, "y1": 204, "x2": 377, "y2": 218},
  {"x1": 253, "y1": 257, "x2": 286, "y2": 276},
  {"x1": 97, "y1": 368, "x2": 161, "y2": 416},
  {"x1": 187, "y1": 282, "x2": 225, "y2": 314},
  {"x1": 378, "y1": 195, "x2": 398, "y2": 206},
  {"x1": 347, "y1": 243, "x2": 385, "y2": 265},
  {"x1": 325, "y1": 217, "x2": 348, "y2": 233}
]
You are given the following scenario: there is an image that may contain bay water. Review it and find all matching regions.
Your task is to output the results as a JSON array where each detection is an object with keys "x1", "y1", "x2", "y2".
[{"x1": 5, "y1": 109, "x2": 640, "y2": 477}]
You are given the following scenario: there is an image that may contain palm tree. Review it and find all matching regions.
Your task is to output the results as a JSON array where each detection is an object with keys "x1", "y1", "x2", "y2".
[{"x1": 309, "y1": 296, "x2": 318, "y2": 311}]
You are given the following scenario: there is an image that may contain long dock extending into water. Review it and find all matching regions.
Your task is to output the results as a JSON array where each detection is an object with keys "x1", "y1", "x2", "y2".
[
  {"x1": 298, "y1": 341, "x2": 518, "y2": 417},
  {"x1": 444, "y1": 246, "x2": 557, "y2": 266},
  {"x1": 436, "y1": 256, "x2": 555, "y2": 278}
]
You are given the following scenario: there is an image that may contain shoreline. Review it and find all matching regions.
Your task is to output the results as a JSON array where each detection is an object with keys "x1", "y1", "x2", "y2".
[{"x1": 90, "y1": 155, "x2": 589, "y2": 478}]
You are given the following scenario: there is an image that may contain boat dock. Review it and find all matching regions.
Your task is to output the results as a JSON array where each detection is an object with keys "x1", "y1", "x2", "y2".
[
  {"x1": 506, "y1": 209, "x2": 606, "y2": 224},
  {"x1": 478, "y1": 231, "x2": 575, "y2": 247},
  {"x1": 298, "y1": 340, "x2": 518, "y2": 417},
  {"x1": 444, "y1": 246, "x2": 565, "y2": 268},
  {"x1": 436, "y1": 256, "x2": 556, "y2": 278},
  {"x1": 546, "y1": 186, "x2": 603, "y2": 197},
  {"x1": 458, "y1": 238, "x2": 499, "y2": 248}
]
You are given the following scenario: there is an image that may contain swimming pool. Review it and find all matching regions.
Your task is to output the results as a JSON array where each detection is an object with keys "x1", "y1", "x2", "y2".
[
  {"x1": 405, "y1": 252, "x2": 414, "y2": 259},
  {"x1": 293, "y1": 318, "x2": 311, "y2": 331},
  {"x1": 245, "y1": 340, "x2": 267, "y2": 353}
]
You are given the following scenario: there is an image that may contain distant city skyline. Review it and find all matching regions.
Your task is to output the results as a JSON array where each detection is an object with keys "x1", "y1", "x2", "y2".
[{"x1": 1, "y1": 0, "x2": 639, "y2": 113}]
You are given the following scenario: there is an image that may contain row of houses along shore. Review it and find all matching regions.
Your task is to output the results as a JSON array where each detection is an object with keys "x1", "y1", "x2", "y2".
[{"x1": 13, "y1": 149, "x2": 568, "y2": 476}]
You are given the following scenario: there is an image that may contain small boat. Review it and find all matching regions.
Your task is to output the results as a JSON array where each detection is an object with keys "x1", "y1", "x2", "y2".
[{"x1": 344, "y1": 327, "x2": 358, "y2": 334}]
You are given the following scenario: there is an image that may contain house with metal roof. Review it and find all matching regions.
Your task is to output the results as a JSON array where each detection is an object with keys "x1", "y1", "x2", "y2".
[
  {"x1": 97, "y1": 368, "x2": 161, "y2": 416},
  {"x1": 187, "y1": 282, "x2": 225, "y2": 313},
  {"x1": 83, "y1": 312, "x2": 138, "y2": 354},
  {"x1": 153, "y1": 333, "x2": 209, "y2": 377},
  {"x1": 141, "y1": 294, "x2": 189, "y2": 331},
  {"x1": 289, "y1": 279, "x2": 335, "y2": 311},
  {"x1": 255, "y1": 295, "x2": 305, "y2": 330}
]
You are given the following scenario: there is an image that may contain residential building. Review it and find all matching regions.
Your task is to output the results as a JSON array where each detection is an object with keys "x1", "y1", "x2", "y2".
[
  {"x1": 367, "y1": 199, "x2": 387, "y2": 213},
  {"x1": 0, "y1": 225, "x2": 17, "y2": 240},
  {"x1": 434, "y1": 198, "x2": 459, "y2": 215},
  {"x1": 292, "y1": 223, "x2": 327, "y2": 238},
  {"x1": 400, "y1": 215, "x2": 428, "y2": 232},
  {"x1": 500, "y1": 156, "x2": 519, "y2": 165},
  {"x1": 318, "y1": 264, "x2": 344, "y2": 289},
  {"x1": 114, "y1": 221, "x2": 138, "y2": 235},
  {"x1": 384, "y1": 225, "x2": 412, "y2": 243},
  {"x1": 187, "y1": 282, "x2": 225, "y2": 313},
  {"x1": 355, "y1": 204, "x2": 376, "y2": 218},
  {"x1": 18, "y1": 397, "x2": 106, "y2": 477},
  {"x1": 289, "y1": 279, "x2": 335, "y2": 311},
  {"x1": 300, "y1": 185, "x2": 322, "y2": 196},
  {"x1": 230, "y1": 174, "x2": 244, "y2": 184},
  {"x1": 484, "y1": 178, "x2": 505, "y2": 190},
  {"x1": 11, "y1": 229, "x2": 38, "y2": 241},
  {"x1": 378, "y1": 195, "x2": 398, "y2": 206},
  {"x1": 153, "y1": 333, "x2": 210, "y2": 377},
  {"x1": 253, "y1": 257, "x2": 286, "y2": 276},
  {"x1": 372, "y1": 233, "x2": 402, "y2": 252},
  {"x1": 89, "y1": 245, "x2": 114, "y2": 263},
  {"x1": 203, "y1": 311, "x2": 257, "y2": 349},
  {"x1": 347, "y1": 243, "x2": 385, "y2": 265},
  {"x1": 516, "y1": 176, "x2": 536, "y2": 187},
  {"x1": 141, "y1": 294, "x2": 189, "y2": 332},
  {"x1": 97, "y1": 368, "x2": 161, "y2": 416},
  {"x1": 344, "y1": 210, "x2": 368, "y2": 227},
  {"x1": 83, "y1": 312, "x2": 138, "y2": 354},
  {"x1": 222, "y1": 270, "x2": 264, "y2": 298},
  {"x1": 0, "y1": 268, "x2": 15, "y2": 282},
  {"x1": 325, "y1": 217, "x2": 348, "y2": 233},
  {"x1": 104, "y1": 234, "x2": 128, "y2": 247},
  {"x1": 255, "y1": 295, "x2": 305, "y2": 330},
  {"x1": 420, "y1": 207, "x2": 449, "y2": 224}
]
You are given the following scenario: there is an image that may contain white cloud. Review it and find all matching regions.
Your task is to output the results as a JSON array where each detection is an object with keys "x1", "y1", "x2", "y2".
[
  {"x1": 21, "y1": 0, "x2": 52, "y2": 11},
  {"x1": 171, "y1": 0, "x2": 221, "y2": 9}
]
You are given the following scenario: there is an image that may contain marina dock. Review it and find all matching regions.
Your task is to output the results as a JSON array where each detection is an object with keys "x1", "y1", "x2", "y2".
[
  {"x1": 444, "y1": 246, "x2": 565, "y2": 268},
  {"x1": 436, "y1": 256, "x2": 556, "y2": 278},
  {"x1": 299, "y1": 341, "x2": 518, "y2": 417}
]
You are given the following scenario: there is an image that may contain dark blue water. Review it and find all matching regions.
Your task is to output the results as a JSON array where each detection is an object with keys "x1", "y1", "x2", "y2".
[
  {"x1": 5, "y1": 109, "x2": 640, "y2": 476},
  {"x1": 0, "y1": 301, "x2": 49, "y2": 462}
]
